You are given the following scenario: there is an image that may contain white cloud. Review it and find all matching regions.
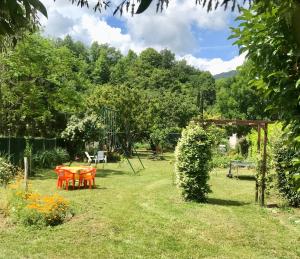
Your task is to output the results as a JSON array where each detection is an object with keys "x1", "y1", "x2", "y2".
[
  {"x1": 180, "y1": 52, "x2": 246, "y2": 75},
  {"x1": 40, "y1": 0, "x2": 243, "y2": 74},
  {"x1": 43, "y1": 10, "x2": 76, "y2": 36},
  {"x1": 124, "y1": 0, "x2": 230, "y2": 54}
]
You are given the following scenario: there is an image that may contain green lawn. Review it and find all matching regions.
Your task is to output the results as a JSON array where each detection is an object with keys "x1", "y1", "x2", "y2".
[{"x1": 0, "y1": 154, "x2": 300, "y2": 258}]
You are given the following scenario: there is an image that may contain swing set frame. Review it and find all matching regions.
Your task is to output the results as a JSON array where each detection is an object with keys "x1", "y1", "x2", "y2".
[{"x1": 100, "y1": 107, "x2": 144, "y2": 174}]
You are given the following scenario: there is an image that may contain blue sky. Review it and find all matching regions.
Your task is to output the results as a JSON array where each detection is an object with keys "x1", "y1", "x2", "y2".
[{"x1": 40, "y1": 0, "x2": 245, "y2": 74}]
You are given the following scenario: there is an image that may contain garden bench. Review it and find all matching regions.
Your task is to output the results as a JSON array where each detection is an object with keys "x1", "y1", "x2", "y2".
[{"x1": 227, "y1": 160, "x2": 256, "y2": 178}]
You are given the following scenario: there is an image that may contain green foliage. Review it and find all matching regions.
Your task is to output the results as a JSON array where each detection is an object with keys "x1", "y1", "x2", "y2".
[
  {"x1": 87, "y1": 84, "x2": 147, "y2": 153},
  {"x1": 211, "y1": 153, "x2": 230, "y2": 168},
  {"x1": 211, "y1": 152, "x2": 245, "y2": 169},
  {"x1": 62, "y1": 113, "x2": 105, "y2": 143},
  {"x1": 188, "y1": 72, "x2": 216, "y2": 109},
  {"x1": 274, "y1": 142, "x2": 300, "y2": 207},
  {"x1": 247, "y1": 122, "x2": 283, "y2": 166},
  {"x1": 215, "y1": 64, "x2": 268, "y2": 121},
  {"x1": 0, "y1": 0, "x2": 47, "y2": 50},
  {"x1": 149, "y1": 127, "x2": 181, "y2": 152},
  {"x1": 175, "y1": 123, "x2": 213, "y2": 202},
  {"x1": 32, "y1": 148, "x2": 69, "y2": 168},
  {"x1": 0, "y1": 156, "x2": 19, "y2": 187},
  {"x1": 0, "y1": 34, "x2": 87, "y2": 137},
  {"x1": 232, "y1": 1, "x2": 300, "y2": 145},
  {"x1": 24, "y1": 140, "x2": 33, "y2": 158}
]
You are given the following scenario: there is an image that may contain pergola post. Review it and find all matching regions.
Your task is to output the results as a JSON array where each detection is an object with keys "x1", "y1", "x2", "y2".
[
  {"x1": 257, "y1": 124, "x2": 261, "y2": 152},
  {"x1": 255, "y1": 124, "x2": 261, "y2": 203},
  {"x1": 260, "y1": 123, "x2": 268, "y2": 207}
]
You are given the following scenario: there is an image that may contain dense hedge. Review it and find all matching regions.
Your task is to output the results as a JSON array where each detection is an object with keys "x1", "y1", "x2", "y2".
[
  {"x1": 274, "y1": 143, "x2": 300, "y2": 207},
  {"x1": 175, "y1": 123, "x2": 212, "y2": 202}
]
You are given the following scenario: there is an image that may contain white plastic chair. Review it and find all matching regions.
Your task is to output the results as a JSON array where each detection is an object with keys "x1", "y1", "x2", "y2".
[
  {"x1": 84, "y1": 151, "x2": 94, "y2": 164},
  {"x1": 94, "y1": 151, "x2": 107, "y2": 163}
]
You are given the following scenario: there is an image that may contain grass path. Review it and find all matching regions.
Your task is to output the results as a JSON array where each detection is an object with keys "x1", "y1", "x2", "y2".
[{"x1": 0, "y1": 155, "x2": 299, "y2": 258}]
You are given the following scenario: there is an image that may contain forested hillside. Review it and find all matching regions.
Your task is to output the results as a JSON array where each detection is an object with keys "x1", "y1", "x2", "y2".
[
  {"x1": 214, "y1": 70, "x2": 237, "y2": 79},
  {"x1": 0, "y1": 34, "x2": 267, "y2": 153}
]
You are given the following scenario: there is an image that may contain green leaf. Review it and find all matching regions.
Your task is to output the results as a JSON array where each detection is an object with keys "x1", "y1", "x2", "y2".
[
  {"x1": 136, "y1": 0, "x2": 152, "y2": 14},
  {"x1": 296, "y1": 79, "x2": 300, "y2": 89},
  {"x1": 27, "y1": 0, "x2": 48, "y2": 18}
]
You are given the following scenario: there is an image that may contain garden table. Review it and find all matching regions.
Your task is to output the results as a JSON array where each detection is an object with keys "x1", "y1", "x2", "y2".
[
  {"x1": 58, "y1": 166, "x2": 94, "y2": 180},
  {"x1": 55, "y1": 166, "x2": 96, "y2": 190}
]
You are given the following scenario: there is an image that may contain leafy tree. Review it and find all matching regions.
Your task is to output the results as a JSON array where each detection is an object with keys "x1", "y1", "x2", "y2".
[
  {"x1": 62, "y1": 113, "x2": 105, "y2": 143},
  {"x1": 62, "y1": 112, "x2": 105, "y2": 156},
  {"x1": 0, "y1": 0, "x2": 47, "y2": 50},
  {"x1": 90, "y1": 44, "x2": 122, "y2": 84},
  {"x1": 148, "y1": 68, "x2": 181, "y2": 91},
  {"x1": 232, "y1": 1, "x2": 300, "y2": 144},
  {"x1": 171, "y1": 60, "x2": 199, "y2": 84},
  {"x1": 86, "y1": 84, "x2": 148, "y2": 154},
  {"x1": 110, "y1": 50, "x2": 138, "y2": 85},
  {"x1": 187, "y1": 72, "x2": 216, "y2": 110},
  {"x1": 145, "y1": 89, "x2": 198, "y2": 150},
  {"x1": 215, "y1": 63, "x2": 268, "y2": 120},
  {"x1": 57, "y1": 35, "x2": 89, "y2": 61},
  {"x1": 92, "y1": 53, "x2": 111, "y2": 84},
  {"x1": 139, "y1": 48, "x2": 162, "y2": 68},
  {"x1": 160, "y1": 49, "x2": 175, "y2": 69},
  {"x1": 0, "y1": 34, "x2": 86, "y2": 137}
]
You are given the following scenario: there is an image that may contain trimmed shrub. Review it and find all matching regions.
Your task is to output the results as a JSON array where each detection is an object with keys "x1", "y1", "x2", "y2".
[
  {"x1": 274, "y1": 143, "x2": 300, "y2": 207},
  {"x1": 32, "y1": 148, "x2": 70, "y2": 168},
  {"x1": 175, "y1": 123, "x2": 213, "y2": 202}
]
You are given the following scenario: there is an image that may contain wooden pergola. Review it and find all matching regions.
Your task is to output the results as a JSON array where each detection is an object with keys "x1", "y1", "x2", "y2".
[{"x1": 202, "y1": 119, "x2": 271, "y2": 207}]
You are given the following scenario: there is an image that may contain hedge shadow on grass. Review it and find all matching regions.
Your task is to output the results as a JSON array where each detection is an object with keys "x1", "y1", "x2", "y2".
[
  {"x1": 235, "y1": 175, "x2": 256, "y2": 181},
  {"x1": 208, "y1": 198, "x2": 250, "y2": 207}
]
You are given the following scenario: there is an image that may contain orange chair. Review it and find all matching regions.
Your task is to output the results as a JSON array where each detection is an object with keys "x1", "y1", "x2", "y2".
[
  {"x1": 55, "y1": 168, "x2": 75, "y2": 190},
  {"x1": 79, "y1": 167, "x2": 96, "y2": 189}
]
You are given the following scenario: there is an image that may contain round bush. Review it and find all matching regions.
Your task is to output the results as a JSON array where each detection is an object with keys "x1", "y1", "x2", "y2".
[
  {"x1": 274, "y1": 143, "x2": 300, "y2": 207},
  {"x1": 175, "y1": 123, "x2": 213, "y2": 202}
]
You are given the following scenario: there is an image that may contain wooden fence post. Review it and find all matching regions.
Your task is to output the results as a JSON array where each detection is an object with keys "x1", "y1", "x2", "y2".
[{"x1": 24, "y1": 157, "x2": 28, "y2": 192}]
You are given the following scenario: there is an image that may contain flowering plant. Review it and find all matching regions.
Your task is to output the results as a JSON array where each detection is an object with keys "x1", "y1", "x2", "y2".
[{"x1": 8, "y1": 181, "x2": 73, "y2": 227}]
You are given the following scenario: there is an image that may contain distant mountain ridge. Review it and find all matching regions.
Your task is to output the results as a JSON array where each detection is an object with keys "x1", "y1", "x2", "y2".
[{"x1": 214, "y1": 70, "x2": 237, "y2": 79}]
